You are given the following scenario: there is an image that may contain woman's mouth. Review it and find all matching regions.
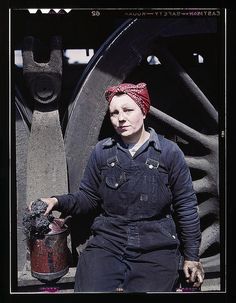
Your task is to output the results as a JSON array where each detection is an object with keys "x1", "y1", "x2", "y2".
[{"x1": 117, "y1": 126, "x2": 129, "y2": 132}]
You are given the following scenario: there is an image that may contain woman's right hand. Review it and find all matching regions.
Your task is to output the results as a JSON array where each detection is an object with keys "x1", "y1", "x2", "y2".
[{"x1": 29, "y1": 197, "x2": 59, "y2": 215}]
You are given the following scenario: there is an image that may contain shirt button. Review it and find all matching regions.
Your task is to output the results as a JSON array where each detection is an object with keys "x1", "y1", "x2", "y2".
[
  {"x1": 149, "y1": 164, "x2": 154, "y2": 169},
  {"x1": 115, "y1": 183, "x2": 119, "y2": 187},
  {"x1": 110, "y1": 162, "x2": 115, "y2": 167},
  {"x1": 172, "y1": 235, "x2": 176, "y2": 239}
]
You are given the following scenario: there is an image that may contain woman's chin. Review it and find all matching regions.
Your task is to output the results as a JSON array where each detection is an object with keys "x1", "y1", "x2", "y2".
[{"x1": 119, "y1": 131, "x2": 132, "y2": 138}]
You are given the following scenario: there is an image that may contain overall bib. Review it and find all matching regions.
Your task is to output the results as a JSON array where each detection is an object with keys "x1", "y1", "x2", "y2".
[{"x1": 74, "y1": 143, "x2": 181, "y2": 292}]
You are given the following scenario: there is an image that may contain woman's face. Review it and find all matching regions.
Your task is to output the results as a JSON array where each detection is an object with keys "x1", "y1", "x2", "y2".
[{"x1": 109, "y1": 94, "x2": 146, "y2": 142}]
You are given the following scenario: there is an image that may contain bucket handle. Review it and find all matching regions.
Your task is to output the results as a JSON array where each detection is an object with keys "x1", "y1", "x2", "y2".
[{"x1": 62, "y1": 215, "x2": 72, "y2": 228}]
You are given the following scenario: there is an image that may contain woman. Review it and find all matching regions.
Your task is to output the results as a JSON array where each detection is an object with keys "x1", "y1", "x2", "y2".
[{"x1": 33, "y1": 82, "x2": 204, "y2": 292}]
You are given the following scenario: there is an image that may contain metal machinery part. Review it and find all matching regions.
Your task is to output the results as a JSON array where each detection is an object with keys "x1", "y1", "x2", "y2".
[
  {"x1": 63, "y1": 17, "x2": 222, "y2": 280},
  {"x1": 18, "y1": 35, "x2": 69, "y2": 278},
  {"x1": 14, "y1": 13, "x2": 224, "y2": 291},
  {"x1": 22, "y1": 36, "x2": 68, "y2": 206}
]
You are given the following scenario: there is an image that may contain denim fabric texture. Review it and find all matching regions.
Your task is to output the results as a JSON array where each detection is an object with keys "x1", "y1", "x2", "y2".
[{"x1": 55, "y1": 128, "x2": 201, "y2": 292}]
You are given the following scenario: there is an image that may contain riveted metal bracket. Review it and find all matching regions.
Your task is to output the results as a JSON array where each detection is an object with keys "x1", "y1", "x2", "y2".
[{"x1": 23, "y1": 36, "x2": 62, "y2": 105}]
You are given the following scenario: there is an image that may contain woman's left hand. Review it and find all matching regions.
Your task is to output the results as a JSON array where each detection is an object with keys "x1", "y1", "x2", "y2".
[{"x1": 183, "y1": 260, "x2": 205, "y2": 288}]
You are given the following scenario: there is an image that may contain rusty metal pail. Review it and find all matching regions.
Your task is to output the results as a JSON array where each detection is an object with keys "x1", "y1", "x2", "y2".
[{"x1": 29, "y1": 216, "x2": 71, "y2": 282}]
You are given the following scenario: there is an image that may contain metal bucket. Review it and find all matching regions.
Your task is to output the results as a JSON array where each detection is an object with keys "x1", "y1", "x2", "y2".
[{"x1": 29, "y1": 217, "x2": 71, "y2": 282}]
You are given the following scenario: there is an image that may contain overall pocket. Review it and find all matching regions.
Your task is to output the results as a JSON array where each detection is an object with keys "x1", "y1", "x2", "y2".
[
  {"x1": 157, "y1": 217, "x2": 179, "y2": 243},
  {"x1": 99, "y1": 165, "x2": 130, "y2": 215},
  {"x1": 105, "y1": 171, "x2": 127, "y2": 189}
]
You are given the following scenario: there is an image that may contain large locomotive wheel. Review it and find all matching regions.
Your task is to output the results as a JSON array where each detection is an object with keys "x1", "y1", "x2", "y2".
[{"x1": 63, "y1": 17, "x2": 223, "y2": 289}]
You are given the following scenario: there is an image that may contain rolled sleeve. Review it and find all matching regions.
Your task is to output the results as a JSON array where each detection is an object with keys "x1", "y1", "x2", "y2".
[
  {"x1": 53, "y1": 146, "x2": 102, "y2": 216},
  {"x1": 165, "y1": 141, "x2": 201, "y2": 261}
]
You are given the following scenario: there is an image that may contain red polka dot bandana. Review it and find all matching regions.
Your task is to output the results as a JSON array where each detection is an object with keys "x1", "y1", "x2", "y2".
[{"x1": 105, "y1": 82, "x2": 151, "y2": 115}]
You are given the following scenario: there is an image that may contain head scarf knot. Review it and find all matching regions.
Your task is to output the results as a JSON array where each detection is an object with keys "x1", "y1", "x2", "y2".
[{"x1": 105, "y1": 82, "x2": 151, "y2": 115}]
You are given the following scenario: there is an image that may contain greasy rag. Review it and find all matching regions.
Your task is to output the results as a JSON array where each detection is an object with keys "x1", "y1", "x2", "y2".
[{"x1": 105, "y1": 82, "x2": 151, "y2": 115}]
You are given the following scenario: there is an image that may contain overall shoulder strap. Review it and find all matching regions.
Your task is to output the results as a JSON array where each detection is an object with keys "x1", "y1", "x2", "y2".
[
  {"x1": 157, "y1": 133, "x2": 165, "y2": 145},
  {"x1": 95, "y1": 140, "x2": 117, "y2": 168},
  {"x1": 147, "y1": 133, "x2": 164, "y2": 163}
]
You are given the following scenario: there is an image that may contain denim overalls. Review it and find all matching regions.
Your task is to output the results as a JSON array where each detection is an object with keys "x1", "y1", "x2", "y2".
[{"x1": 74, "y1": 137, "x2": 182, "y2": 292}]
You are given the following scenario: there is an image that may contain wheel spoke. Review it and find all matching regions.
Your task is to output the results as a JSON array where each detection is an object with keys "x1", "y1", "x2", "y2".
[
  {"x1": 199, "y1": 198, "x2": 219, "y2": 218},
  {"x1": 200, "y1": 222, "x2": 220, "y2": 256},
  {"x1": 150, "y1": 106, "x2": 209, "y2": 145},
  {"x1": 154, "y1": 43, "x2": 218, "y2": 124}
]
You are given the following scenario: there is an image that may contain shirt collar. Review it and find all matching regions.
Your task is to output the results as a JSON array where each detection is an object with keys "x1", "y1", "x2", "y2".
[
  {"x1": 147, "y1": 127, "x2": 162, "y2": 151},
  {"x1": 102, "y1": 137, "x2": 116, "y2": 147},
  {"x1": 102, "y1": 127, "x2": 162, "y2": 151}
]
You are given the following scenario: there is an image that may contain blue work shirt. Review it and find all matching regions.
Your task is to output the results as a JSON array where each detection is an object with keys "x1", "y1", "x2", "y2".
[{"x1": 55, "y1": 128, "x2": 201, "y2": 261}]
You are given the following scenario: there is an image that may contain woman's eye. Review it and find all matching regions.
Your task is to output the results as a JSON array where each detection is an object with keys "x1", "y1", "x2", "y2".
[{"x1": 124, "y1": 109, "x2": 133, "y2": 112}]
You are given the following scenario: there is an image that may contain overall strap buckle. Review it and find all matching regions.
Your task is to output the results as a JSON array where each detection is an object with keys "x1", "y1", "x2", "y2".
[
  {"x1": 107, "y1": 155, "x2": 119, "y2": 167},
  {"x1": 145, "y1": 158, "x2": 159, "y2": 169}
]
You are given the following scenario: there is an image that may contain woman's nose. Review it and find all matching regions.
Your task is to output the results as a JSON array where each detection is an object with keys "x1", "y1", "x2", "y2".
[{"x1": 118, "y1": 112, "x2": 125, "y2": 121}]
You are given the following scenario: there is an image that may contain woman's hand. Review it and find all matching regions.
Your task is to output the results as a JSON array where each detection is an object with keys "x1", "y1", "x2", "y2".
[
  {"x1": 183, "y1": 260, "x2": 205, "y2": 288},
  {"x1": 29, "y1": 197, "x2": 59, "y2": 215}
]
